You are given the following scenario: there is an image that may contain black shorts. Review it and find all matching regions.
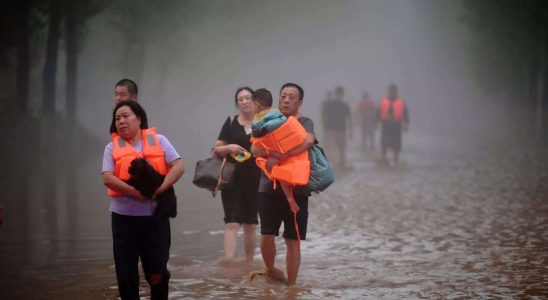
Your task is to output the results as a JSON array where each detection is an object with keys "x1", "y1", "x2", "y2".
[
  {"x1": 258, "y1": 192, "x2": 309, "y2": 240},
  {"x1": 221, "y1": 185, "x2": 259, "y2": 224}
]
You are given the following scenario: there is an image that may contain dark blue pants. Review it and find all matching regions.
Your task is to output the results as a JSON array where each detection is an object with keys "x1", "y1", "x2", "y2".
[{"x1": 111, "y1": 213, "x2": 171, "y2": 300}]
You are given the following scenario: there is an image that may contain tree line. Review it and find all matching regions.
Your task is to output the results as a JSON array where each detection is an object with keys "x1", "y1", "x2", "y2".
[
  {"x1": 2, "y1": 0, "x2": 105, "y2": 120},
  {"x1": 463, "y1": 0, "x2": 548, "y2": 140}
]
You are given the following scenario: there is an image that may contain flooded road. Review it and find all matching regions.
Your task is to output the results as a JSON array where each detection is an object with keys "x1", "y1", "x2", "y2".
[
  {"x1": 299, "y1": 134, "x2": 548, "y2": 299},
  {"x1": 1, "y1": 132, "x2": 547, "y2": 299}
]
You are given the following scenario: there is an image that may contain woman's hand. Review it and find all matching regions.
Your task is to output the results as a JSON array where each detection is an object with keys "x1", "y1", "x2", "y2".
[
  {"x1": 153, "y1": 183, "x2": 168, "y2": 199},
  {"x1": 152, "y1": 159, "x2": 184, "y2": 199},
  {"x1": 227, "y1": 144, "x2": 246, "y2": 155},
  {"x1": 103, "y1": 172, "x2": 148, "y2": 201},
  {"x1": 216, "y1": 144, "x2": 246, "y2": 157},
  {"x1": 129, "y1": 187, "x2": 148, "y2": 202}
]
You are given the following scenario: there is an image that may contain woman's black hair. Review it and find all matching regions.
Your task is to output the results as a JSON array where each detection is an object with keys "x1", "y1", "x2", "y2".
[
  {"x1": 109, "y1": 100, "x2": 149, "y2": 133},
  {"x1": 234, "y1": 87, "x2": 254, "y2": 106}
]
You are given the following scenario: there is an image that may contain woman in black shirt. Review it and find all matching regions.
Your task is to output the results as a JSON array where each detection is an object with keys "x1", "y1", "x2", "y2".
[{"x1": 213, "y1": 87, "x2": 261, "y2": 262}]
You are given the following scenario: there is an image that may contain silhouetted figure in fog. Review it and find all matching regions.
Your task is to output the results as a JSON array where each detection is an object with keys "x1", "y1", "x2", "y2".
[
  {"x1": 356, "y1": 92, "x2": 376, "y2": 152},
  {"x1": 213, "y1": 87, "x2": 261, "y2": 263},
  {"x1": 102, "y1": 100, "x2": 184, "y2": 300},
  {"x1": 251, "y1": 83, "x2": 316, "y2": 286},
  {"x1": 114, "y1": 78, "x2": 138, "y2": 104},
  {"x1": 321, "y1": 86, "x2": 352, "y2": 170},
  {"x1": 377, "y1": 84, "x2": 409, "y2": 165}
]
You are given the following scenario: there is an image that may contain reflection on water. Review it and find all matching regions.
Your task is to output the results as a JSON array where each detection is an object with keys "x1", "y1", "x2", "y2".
[{"x1": 1, "y1": 133, "x2": 547, "y2": 299}]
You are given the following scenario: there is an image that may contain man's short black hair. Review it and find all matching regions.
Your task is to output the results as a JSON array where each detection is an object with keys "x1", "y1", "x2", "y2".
[
  {"x1": 252, "y1": 88, "x2": 273, "y2": 108},
  {"x1": 115, "y1": 79, "x2": 138, "y2": 95},
  {"x1": 280, "y1": 83, "x2": 304, "y2": 101}
]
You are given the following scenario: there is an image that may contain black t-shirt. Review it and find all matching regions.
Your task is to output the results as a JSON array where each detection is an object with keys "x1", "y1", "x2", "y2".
[
  {"x1": 218, "y1": 115, "x2": 260, "y2": 180},
  {"x1": 322, "y1": 99, "x2": 350, "y2": 131}
]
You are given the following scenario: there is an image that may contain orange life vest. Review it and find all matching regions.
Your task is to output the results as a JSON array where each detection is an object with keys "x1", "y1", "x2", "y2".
[
  {"x1": 252, "y1": 116, "x2": 308, "y2": 154},
  {"x1": 107, "y1": 127, "x2": 168, "y2": 197},
  {"x1": 380, "y1": 98, "x2": 405, "y2": 122},
  {"x1": 251, "y1": 116, "x2": 310, "y2": 187}
]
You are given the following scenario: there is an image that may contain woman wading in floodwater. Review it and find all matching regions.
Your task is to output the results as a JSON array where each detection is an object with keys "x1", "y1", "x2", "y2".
[{"x1": 213, "y1": 87, "x2": 261, "y2": 263}]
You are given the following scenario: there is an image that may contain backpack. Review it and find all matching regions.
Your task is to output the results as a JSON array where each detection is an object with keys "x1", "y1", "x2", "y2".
[{"x1": 308, "y1": 144, "x2": 334, "y2": 192}]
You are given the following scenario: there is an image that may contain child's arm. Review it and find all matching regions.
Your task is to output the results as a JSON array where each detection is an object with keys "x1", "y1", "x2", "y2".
[
  {"x1": 270, "y1": 133, "x2": 315, "y2": 161},
  {"x1": 251, "y1": 143, "x2": 268, "y2": 157}
]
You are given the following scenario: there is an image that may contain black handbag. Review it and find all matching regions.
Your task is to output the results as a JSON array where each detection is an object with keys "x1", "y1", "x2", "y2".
[{"x1": 192, "y1": 157, "x2": 236, "y2": 197}]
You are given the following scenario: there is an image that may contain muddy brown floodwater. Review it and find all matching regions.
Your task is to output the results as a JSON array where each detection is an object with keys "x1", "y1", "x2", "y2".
[{"x1": 1, "y1": 132, "x2": 547, "y2": 299}]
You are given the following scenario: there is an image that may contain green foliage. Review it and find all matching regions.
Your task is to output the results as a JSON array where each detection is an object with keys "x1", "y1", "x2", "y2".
[
  {"x1": 463, "y1": 0, "x2": 548, "y2": 95},
  {"x1": 66, "y1": 0, "x2": 109, "y2": 53}
]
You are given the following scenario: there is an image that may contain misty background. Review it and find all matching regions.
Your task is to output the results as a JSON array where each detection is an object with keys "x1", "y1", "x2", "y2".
[{"x1": 1, "y1": 0, "x2": 547, "y2": 298}]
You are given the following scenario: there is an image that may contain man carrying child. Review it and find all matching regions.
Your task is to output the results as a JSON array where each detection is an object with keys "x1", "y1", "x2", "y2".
[{"x1": 250, "y1": 83, "x2": 315, "y2": 286}]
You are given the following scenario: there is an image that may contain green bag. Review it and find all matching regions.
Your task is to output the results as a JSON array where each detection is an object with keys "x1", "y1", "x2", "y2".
[{"x1": 308, "y1": 144, "x2": 335, "y2": 192}]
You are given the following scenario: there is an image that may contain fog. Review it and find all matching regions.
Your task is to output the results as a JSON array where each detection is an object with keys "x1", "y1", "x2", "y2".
[
  {"x1": 77, "y1": 0, "x2": 496, "y2": 144},
  {"x1": 68, "y1": 0, "x2": 497, "y2": 229},
  {"x1": 70, "y1": 1, "x2": 512, "y2": 213},
  {"x1": 2, "y1": 0, "x2": 547, "y2": 298}
]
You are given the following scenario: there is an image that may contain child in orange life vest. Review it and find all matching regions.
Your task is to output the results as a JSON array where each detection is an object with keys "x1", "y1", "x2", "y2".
[{"x1": 250, "y1": 89, "x2": 310, "y2": 214}]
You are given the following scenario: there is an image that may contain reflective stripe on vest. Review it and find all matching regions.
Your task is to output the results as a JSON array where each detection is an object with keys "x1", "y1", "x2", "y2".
[
  {"x1": 107, "y1": 127, "x2": 168, "y2": 197},
  {"x1": 380, "y1": 98, "x2": 404, "y2": 122}
]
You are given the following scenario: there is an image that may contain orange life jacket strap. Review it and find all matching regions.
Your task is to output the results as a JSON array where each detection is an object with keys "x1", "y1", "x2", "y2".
[{"x1": 287, "y1": 185, "x2": 301, "y2": 245}]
